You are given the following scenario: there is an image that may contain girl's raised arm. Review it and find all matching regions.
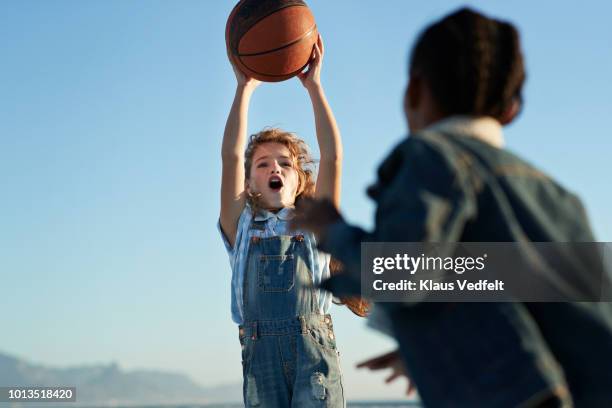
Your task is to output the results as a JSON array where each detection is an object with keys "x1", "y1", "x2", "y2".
[
  {"x1": 298, "y1": 36, "x2": 343, "y2": 207},
  {"x1": 220, "y1": 58, "x2": 260, "y2": 247}
]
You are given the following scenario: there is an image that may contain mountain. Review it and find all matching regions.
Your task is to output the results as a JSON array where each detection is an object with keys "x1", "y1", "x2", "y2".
[{"x1": 0, "y1": 351, "x2": 242, "y2": 406}]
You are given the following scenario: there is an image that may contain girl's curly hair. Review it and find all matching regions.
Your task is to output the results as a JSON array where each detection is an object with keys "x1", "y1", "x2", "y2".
[{"x1": 330, "y1": 260, "x2": 370, "y2": 317}]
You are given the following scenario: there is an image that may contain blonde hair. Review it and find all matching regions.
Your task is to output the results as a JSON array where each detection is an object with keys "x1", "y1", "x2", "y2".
[{"x1": 244, "y1": 128, "x2": 316, "y2": 212}]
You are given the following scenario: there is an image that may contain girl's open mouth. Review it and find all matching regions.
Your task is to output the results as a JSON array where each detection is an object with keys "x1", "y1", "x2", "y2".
[{"x1": 268, "y1": 176, "x2": 283, "y2": 192}]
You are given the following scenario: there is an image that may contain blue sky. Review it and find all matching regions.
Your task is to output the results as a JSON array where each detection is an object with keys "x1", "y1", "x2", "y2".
[{"x1": 1, "y1": 0, "x2": 611, "y2": 400}]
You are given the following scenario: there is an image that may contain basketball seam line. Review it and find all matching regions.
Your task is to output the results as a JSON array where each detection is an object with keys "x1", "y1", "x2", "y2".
[
  {"x1": 229, "y1": 4, "x2": 309, "y2": 52},
  {"x1": 237, "y1": 55, "x2": 312, "y2": 78},
  {"x1": 237, "y1": 24, "x2": 317, "y2": 57}
]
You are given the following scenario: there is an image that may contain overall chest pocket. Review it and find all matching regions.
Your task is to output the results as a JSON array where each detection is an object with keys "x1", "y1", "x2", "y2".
[{"x1": 258, "y1": 254, "x2": 295, "y2": 292}]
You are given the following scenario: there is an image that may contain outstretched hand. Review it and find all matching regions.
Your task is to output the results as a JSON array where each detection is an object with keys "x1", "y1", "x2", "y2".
[
  {"x1": 227, "y1": 47, "x2": 261, "y2": 90},
  {"x1": 290, "y1": 197, "x2": 341, "y2": 242},
  {"x1": 298, "y1": 34, "x2": 324, "y2": 90},
  {"x1": 356, "y1": 349, "x2": 416, "y2": 396}
]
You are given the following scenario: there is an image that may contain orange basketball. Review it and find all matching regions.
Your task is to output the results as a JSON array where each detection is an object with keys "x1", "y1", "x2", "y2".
[{"x1": 226, "y1": 0, "x2": 318, "y2": 82}]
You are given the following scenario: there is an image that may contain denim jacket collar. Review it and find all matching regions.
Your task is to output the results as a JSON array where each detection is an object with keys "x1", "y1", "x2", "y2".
[
  {"x1": 427, "y1": 115, "x2": 505, "y2": 148},
  {"x1": 366, "y1": 116, "x2": 504, "y2": 201}
]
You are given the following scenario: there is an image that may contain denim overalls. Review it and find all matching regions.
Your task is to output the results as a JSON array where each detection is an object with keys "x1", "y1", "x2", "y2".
[{"x1": 238, "y1": 218, "x2": 345, "y2": 407}]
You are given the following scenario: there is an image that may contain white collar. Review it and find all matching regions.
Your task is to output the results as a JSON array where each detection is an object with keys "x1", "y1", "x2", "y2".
[
  {"x1": 252, "y1": 206, "x2": 295, "y2": 222},
  {"x1": 426, "y1": 115, "x2": 505, "y2": 148}
]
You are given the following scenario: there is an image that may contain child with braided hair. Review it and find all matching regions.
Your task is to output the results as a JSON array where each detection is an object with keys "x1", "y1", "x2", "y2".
[{"x1": 292, "y1": 7, "x2": 612, "y2": 407}]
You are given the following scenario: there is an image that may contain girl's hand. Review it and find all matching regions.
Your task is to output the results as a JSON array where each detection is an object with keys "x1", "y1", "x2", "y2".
[
  {"x1": 227, "y1": 47, "x2": 261, "y2": 90},
  {"x1": 298, "y1": 34, "x2": 324, "y2": 90},
  {"x1": 357, "y1": 349, "x2": 417, "y2": 396}
]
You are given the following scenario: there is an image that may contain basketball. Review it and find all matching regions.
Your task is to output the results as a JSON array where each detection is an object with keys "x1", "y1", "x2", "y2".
[{"x1": 226, "y1": 0, "x2": 318, "y2": 82}]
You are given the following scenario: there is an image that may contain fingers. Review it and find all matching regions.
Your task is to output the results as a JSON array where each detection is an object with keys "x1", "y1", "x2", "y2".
[
  {"x1": 356, "y1": 348, "x2": 415, "y2": 395},
  {"x1": 355, "y1": 360, "x2": 374, "y2": 369},
  {"x1": 407, "y1": 381, "x2": 416, "y2": 396},
  {"x1": 361, "y1": 349, "x2": 399, "y2": 364},
  {"x1": 288, "y1": 218, "x2": 301, "y2": 231},
  {"x1": 313, "y1": 45, "x2": 321, "y2": 64},
  {"x1": 296, "y1": 196, "x2": 317, "y2": 210},
  {"x1": 227, "y1": 49, "x2": 247, "y2": 82},
  {"x1": 289, "y1": 217, "x2": 307, "y2": 233},
  {"x1": 297, "y1": 36, "x2": 322, "y2": 87},
  {"x1": 306, "y1": 40, "x2": 321, "y2": 71},
  {"x1": 291, "y1": 198, "x2": 339, "y2": 240},
  {"x1": 385, "y1": 372, "x2": 402, "y2": 384},
  {"x1": 356, "y1": 354, "x2": 392, "y2": 368},
  {"x1": 226, "y1": 47, "x2": 237, "y2": 69},
  {"x1": 227, "y1": 47, "x2": 262, "y2": 86},
  {"x1": 312, "y1": 42, "x2": 321, "y2": 64},
  {"x1": 289, "y1": 204, "x2": 306, "y2": 227},
  {"x1": 317, "y1": 34, "x2": 324, "y2": 56},
  {"x1": 294, "y1": 196, "x2": 307, "y2": 210},
  {"x1": 356, "y1": 356, "x2": 387, "y2": 368},
  {"x1": 297, "y1": 58, "x2": 313, "y2": 84},
  {"x1": 290, "y1": 198, "x2": 313, "y2": 230},
  {"x1": 356, "y1": 350, "x2": 397, "y2": 369}
]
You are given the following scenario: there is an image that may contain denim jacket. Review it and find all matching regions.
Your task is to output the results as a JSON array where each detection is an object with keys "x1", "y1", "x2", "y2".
[
  {"x1": 318, "y1": 116, "x2": 612, "y2": 406},
  {"x1": 319, "y1": 117, "x2": 597, "y2": 292}
]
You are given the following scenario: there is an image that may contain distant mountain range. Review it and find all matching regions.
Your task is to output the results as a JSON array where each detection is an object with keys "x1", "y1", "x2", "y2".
[{"x1": 0, "y1": 351, "x2": 242, "y2": 406}]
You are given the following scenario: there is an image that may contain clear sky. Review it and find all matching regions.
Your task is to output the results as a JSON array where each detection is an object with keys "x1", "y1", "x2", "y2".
[{"x1": 1, "y1": 0, "x2": 611, "y2": 400}]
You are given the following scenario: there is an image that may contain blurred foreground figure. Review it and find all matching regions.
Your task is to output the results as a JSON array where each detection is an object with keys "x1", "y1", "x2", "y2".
[{"x1": 292, "y1": 7, "x2": 612, "y2": 408}]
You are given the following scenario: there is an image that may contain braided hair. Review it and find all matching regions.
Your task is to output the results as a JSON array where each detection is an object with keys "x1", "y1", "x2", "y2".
[{"x1": 410, "y1": 7, "x2": 525, "y2": 120}]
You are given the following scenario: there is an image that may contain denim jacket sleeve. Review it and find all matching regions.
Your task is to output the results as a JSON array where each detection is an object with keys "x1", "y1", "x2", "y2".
[{"x1": 319, "y1": 134, "x2": 476, "y2": 290}]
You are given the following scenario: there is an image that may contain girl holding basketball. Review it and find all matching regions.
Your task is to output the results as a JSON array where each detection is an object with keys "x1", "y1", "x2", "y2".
[{"x1": 219, "y1": 35, "x2": 347, "y2": 407}]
